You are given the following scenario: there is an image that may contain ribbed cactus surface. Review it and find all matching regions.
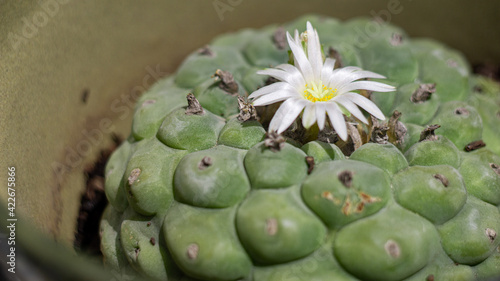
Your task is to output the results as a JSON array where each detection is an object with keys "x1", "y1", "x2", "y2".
[{"x1": 100, "y1": 15, "x2": 500, "y2": 281}]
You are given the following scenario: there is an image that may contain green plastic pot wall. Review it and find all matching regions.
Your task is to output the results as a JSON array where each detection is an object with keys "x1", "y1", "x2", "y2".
[{"x1": 0, "y1": 0, "x2": 499, "y2": 280}]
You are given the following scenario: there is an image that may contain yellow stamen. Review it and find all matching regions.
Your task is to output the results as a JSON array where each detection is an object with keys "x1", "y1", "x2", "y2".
[{"x1": 303, "y1": 82, "x2": 337, "y2": 103}]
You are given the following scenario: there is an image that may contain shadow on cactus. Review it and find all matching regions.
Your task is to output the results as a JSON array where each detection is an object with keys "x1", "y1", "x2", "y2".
[{"x1": 100, "y1": 15, "x2": 500, "y2": 281}]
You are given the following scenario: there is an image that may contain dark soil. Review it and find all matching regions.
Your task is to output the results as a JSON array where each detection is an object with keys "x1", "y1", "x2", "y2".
[
  {"x1": 473, "y1": 63, "x2": 500, "y2": 82},
  {"x1": 73, "y1": 134, "x2": 121, "y2": 256}
]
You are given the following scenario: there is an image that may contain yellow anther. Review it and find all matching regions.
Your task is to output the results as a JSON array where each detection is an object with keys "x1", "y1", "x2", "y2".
[{"x1": 303, "y1": 82, "x2": 337, "y2": 103}]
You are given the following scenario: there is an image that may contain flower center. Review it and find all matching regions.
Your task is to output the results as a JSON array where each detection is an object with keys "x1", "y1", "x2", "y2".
[{"x1": 303, "y1": 81, "x2": 337, "y2": 102}]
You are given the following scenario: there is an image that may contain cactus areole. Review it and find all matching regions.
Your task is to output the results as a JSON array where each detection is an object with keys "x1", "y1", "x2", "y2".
[{"x1": 100, "y1": 15, "x2": 500, "y2": 281}]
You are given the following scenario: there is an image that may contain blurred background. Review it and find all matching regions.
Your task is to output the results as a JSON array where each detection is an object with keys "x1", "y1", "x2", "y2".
[{"x1": 0, "y1": 0, "x2": 499, "y2": 280}]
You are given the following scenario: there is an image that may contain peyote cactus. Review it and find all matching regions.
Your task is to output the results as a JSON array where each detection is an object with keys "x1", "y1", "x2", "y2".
[{"x1": 100, "y1": 15, "x2": 500, "y2": 281}]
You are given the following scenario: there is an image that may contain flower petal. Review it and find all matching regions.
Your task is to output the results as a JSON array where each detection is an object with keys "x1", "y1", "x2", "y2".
[
  {"x1": 258, "y1": 67, "x2": 305, "y2": 90},
  {"x1": 334, "y1": 96, "x2": 368, "y2": 124},
  {"x1": 341, "y1": 92, "x2": 386, "y2": 120},
  {"x1": 248, "y1": 82, "x2": 293, "y2": 100},
  {"x1": 269, "y1": 98, "x2": 308, "y2": 133},
  {"x1": 321, "y1": 58, "x2": 336, "y2": 83},
  {"x1": 331, "y1": 66, "x2": 362, "y2": 75},
  {"x1": 306, "y1": 21, "x2": 323, "y2": 81},
  {"x1": 325, "y1": 103, "x2": 348, "y2": 141},
  {"x1": 275, "y1": 64, "x2": 307, "y2": 88},
  {"x1": 355, "y1": 70, "x2": 386, "y2": 79},
  {"x1": 330, "y1": 70, "x2": 387, "y2": 89},
  {"x1": 315, "y1": 103, "x2": 327, "y2": 130},
  {"x1": 327, "y1": 66, "x2": 361, "y2": 87},
  {"x1": 256, "y1": 69, "x2": 288, "y2": 81},
  {"x1": 302, "y1": 103, "x2": 317, "y2": 129},
  {"x1": 338, "y1": 81, "x2": 395, "y2": 93},
  {"x1": 294, "y1": 29, "x2": 300, "y2": 43},
  {"x1": 252, "y1": 89, "x2": 299, "y2": 106},
  {"x1": 287, "y1": 32, "x2": 314, "y2": 82}
]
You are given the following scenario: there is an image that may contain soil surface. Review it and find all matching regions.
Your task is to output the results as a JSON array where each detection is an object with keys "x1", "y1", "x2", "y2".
[
  {"x1": 74, "y1": 134, "x2": 121, "y2": 256},
  {"x1": 473, "y1": 63, "x2": 500, "y2": 82}
]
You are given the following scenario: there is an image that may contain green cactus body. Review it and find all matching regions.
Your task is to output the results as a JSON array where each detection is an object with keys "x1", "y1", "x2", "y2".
[{"x1": 101, "y1": 15, "x2": 500, "y2": 281}]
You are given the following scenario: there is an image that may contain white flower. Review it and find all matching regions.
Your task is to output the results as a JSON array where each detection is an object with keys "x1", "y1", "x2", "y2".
[{"x1": 248, "y1": 21, "x2": 395, "y2": 141}]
